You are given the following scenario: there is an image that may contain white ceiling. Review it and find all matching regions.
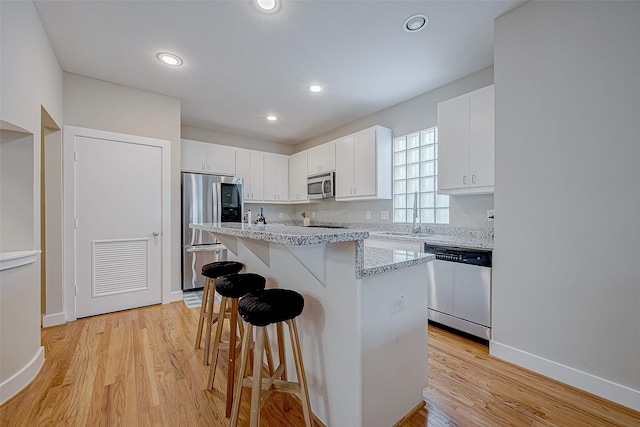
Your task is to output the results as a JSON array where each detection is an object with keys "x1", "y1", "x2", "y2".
[{"x1": 33, "y1": 0, "x2": 523, "y2": 145}]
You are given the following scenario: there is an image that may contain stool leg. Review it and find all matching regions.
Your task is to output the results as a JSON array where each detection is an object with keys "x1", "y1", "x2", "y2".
[
  {"x1": 230, "y1": 322, "x2": 252, "y2": 427},
  {"x1": 207, "y1": 296, "x2": 228, "y2": 390},
  {"x1": 263, "y1": 327, "x2": 275, "y2": 375},
  {"x1": 276, "y1": 322, "x2": 291, "y2": 412},
  {"x1": 203, "y1": 278, "x2": 218, "y2": 365},
  {"x1": 195, "y1": 277, "x2": 211, "y2": 350},
  {"x1": 224, "y1": 298, "x2": 240, "y2": 418},
  {"x1": 287, "y1": 319, "x2": 313, "y2": 427},
  {"x1": 249, "y1": 327, "x2": 265, "y2": 427}
]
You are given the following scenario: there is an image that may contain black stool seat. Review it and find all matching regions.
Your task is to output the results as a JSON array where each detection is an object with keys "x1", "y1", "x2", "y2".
[
  {"x1": 215, "y1": 273, "x2": 266, "y2": 298},
  {"x1": 201, "y1": 261, "x2": 243, "y2": 278},
  {"x1": 239, "y1": 289, "x2": 304, "y2": 327}
]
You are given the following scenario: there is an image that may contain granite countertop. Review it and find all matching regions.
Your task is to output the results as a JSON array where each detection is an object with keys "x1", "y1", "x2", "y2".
[
  {"x1": 190, "y1": 222, "x2": 369, "y2": 245},
  {"x1": 369, "y1": 231, "x2": 494, "y2": 250},
  {"x1": 191, "y1": 222, "x2": 435, "y2": 278},
  {"x1": 360, "y1": 247, "x2": 434, "y2": 278}
]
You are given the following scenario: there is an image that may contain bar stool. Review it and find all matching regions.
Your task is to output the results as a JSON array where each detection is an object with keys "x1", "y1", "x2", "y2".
[
  {"x1": 230, "y1": 289, "x2": 313, "y2": 427},
  {"x1": 207, "y1": 273, "x2": 267, "y2": 417},
  {"x1": 195, "y1": 261, "x2": 244, "y2": 365}
]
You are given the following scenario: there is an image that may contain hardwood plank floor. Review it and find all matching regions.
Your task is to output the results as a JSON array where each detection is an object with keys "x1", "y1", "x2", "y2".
[{"x1": 1, "y1": 302, "x2": 638, "y2": 426}]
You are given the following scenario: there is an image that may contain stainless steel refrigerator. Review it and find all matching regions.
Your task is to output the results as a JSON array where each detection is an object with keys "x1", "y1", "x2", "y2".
[{"x1": 181, "y1": 173, "x2": 244, "y2": 290}]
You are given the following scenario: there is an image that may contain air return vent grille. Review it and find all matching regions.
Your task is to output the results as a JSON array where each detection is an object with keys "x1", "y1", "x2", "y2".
[{"x1": 92, "y1": 239, "x2": 149, "y2": 297}]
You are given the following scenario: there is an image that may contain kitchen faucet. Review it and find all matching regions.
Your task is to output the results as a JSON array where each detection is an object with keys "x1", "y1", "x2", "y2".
[{"x1": 412, "y1": 191, "x2": 420, "y2": 233}]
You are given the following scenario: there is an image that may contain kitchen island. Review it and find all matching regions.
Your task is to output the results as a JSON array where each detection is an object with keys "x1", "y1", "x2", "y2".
[{"x1": 191, "y1": 223, "x2": 434, "y2": 427}]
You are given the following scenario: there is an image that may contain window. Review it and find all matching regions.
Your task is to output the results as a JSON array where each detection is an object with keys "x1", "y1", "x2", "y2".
[{"x1": 393, "y1": 127, "x2": 449, "y2": 224}]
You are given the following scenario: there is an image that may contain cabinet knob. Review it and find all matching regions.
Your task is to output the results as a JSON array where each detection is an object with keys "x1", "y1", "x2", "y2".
[{"x1": 153, "y1": 231, "x2": 160, "y2": 237}]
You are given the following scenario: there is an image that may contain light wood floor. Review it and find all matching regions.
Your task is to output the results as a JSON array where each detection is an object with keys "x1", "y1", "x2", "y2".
[{"x1": 1, "y1": 302, "x2": 638, "y2": 426}]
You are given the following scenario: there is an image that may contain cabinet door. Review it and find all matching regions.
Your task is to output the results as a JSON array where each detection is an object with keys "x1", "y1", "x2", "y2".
[
  {"x1": 352, "y1": 127, "x2": 376, "y2": 197},
  {"x1": 235, "y1": 149, "x2": 253, "y2": 200},
  {"x1": 206, "y1": 144, "x2": 236, "y2": 176},
  {"x1": 180, "y1": 139, "x2": 207, "y2": 172},
  {"x1": 264, "y1": 153, "x2": 288, "y2": 202},
  {"x1": 437, "y1": 96, "x2": 470, "y2": 191},
  {"x1": 307, "y1": 141, "x2": 335, "y2": 175},
  {"x1": 288, "y1": 151, "x2": 308, "y2": 202},
  {"x1": 334, "y1": 137, "x2": 354, "y2": 198},
  {"x1": 249, "y1": 151, "x2": 264, "y2": 201},
  {"x1": 469, "y1": 86, "x2": 494, "y2": 188},
  {"x1": 236, "y1": 150, "x2": 264, "y2": 201}
]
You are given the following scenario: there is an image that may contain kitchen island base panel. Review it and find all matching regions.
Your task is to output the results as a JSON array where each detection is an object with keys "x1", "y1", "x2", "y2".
[{"x1": 213, "y1": 236, "x2": 428, "y2": 427}]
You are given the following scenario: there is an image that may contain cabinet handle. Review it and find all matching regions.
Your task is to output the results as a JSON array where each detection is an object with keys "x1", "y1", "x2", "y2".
[
  {"x1": 463, "y1": 176, "x2": 468, "y2": 185},
  {"x1": 202, "y1": 164, "x2": 206, "y2": 171},
  {"x1": 472, "y1": 174, "x2": 477, "y2": 184}
]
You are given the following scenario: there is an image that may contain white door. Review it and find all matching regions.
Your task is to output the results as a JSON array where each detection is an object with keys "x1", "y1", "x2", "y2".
[{"x1": 74, "y1": 133, "x2": 163, "y2": 318}]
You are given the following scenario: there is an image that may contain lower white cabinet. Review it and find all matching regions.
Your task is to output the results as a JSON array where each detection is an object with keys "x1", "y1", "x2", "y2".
[
  {"x1": 335, "y1": 125, "x2": 392, "y2": 201},
  {"x1": 263, "y1": 153, "x2": 288, "y2": 203},
  {"x1": 180, "y1": 139, "x2": 236, "y2": 176},
  {"x1": 235, "y1": 149, "x2": 264, "y2": 201},
  {"x1": 289, "y1": 151, "x2": 308, "y2": 202}
]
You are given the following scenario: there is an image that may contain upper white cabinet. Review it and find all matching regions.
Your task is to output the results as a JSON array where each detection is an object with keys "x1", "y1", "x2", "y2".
[
  {"x1": 307, "y1": 141, "x2": 335, "y2": 176},
  {"x1": 263, "y1": 153, "x2": 289, "y2": 203},
  {"x1": 180, "y1": 139, "x2": 236, "y2": 176},
  {"x1": 437, "y1": 85, "x2": 494, "y2": 195},
  {"x1": 335, "y1": 125, "x2": 392, "y2": 201},
  {"x1": 235, "y1": 149, "x2": 264, "y2": 201},
  {"x1": 288, "y1": 151, "x2": 308, "y2": 203}
]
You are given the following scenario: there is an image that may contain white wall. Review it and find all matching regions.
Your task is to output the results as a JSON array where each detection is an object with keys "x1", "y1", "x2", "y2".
[
  {"x1": 63, "y1": 73, "x2": 182, "y2": 297},
  {"x1": 0, "y1": 0, "x2": 63, "y2": 403},
  {"x1": 290, "y1": 68, "x2": 496, "y2": 228},
  {"x1": 182, "y1": 124, "x2": 292, "y2": 155},
  {"x1": 492, "y1": 1, "x2": 640, "y2": 410}
]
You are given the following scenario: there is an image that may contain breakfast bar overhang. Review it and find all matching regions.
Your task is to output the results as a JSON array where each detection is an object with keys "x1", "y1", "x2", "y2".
[{"x1": 191, "y1": 223, "x2": 434, "y2": 427}]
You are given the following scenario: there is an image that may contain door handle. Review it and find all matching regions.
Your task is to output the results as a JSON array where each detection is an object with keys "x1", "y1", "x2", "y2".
[{"x1": 153, "y1": 231, "x2": 160, "y2": 237}]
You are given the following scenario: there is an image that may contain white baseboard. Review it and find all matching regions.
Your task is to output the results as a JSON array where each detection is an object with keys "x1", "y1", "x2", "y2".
[
  {"x1": 42, "y1": 311, "x2": 66, "y2": 327},
  {"x1": 490, "y1": 340, "x2": 640, "y2": 412},
  {"x1": 0, "y1": 346, "x2": 45, "y2": 405},
  {"x1": 165, "y1": 290, "x2": 183, "y2": 304}
]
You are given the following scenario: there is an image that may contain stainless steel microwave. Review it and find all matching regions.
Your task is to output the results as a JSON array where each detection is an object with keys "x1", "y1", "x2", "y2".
[{"x1": 307, "y1": 172, "x2": 335, "y2": 199}]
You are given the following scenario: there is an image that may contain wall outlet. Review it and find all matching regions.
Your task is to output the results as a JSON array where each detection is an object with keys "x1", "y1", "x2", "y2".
[
  {"x1": 390, "y1": 295, "x2": 405, "y2": 315},
  {"x1": 366, "y1": 211, "x2": 371, "y2": 220},
  {"x1": 487, "y1": 209, "x2": 495, "y2": 222},
  {"x1": 381, "y1": 211, "x2": 389, "y2": 220},
  {"x1": 279, "y1": 212, "x2": 284, "y2": 219},
  {"x1": 312, "y1": 211, "x2": 316, "y2": 218}
]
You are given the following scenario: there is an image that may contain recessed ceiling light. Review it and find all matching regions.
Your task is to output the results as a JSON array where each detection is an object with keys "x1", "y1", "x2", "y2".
[
  {"x1": 157, "y1": 52, "x2": 183, "y2": 66},
  {"x1": 254, "y1": 0, "x2": 279, "y2": 12},
  {"x1": 309, "y1": 85, "x2": 322, "y2": 93},
  {"x1": 266, "y1": 115, "x2": 278, "y2": 121},
  {"x1": 403, "y1": 14, "x2": 429, "y2": 33}
]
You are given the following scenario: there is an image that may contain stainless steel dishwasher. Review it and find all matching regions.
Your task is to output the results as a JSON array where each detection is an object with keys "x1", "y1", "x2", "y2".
[{"x1": 424, "y1": 244, "x2": 492, "y2": 341}]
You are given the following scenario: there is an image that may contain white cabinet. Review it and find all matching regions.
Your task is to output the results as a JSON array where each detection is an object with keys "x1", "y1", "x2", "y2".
[
  {"x1": 263, "y1": 153, "x2": 289, "y2": 203},
  {"x1": 288, "y1": 151, "x2": 308, "y2": 203},
  {"x1": 437, "y1": 85, "x2": 494, "y2": 195},
  {"x1": 180, "y1": 139, "x2": 236, "y2": 176},
  {"x1": 235, "y1": 149, "x2": 264, "y2": 201},
  {"x1": 307, "y1": 141, "x2": 335, "y2": 176},
  {"x1": 335, "y1": 125, "x2": 392, "y2": 201}
]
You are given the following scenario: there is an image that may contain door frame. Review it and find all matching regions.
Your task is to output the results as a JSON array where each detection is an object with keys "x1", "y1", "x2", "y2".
[{"x1": 62, "y1": 126, "x2": 172, "y2": 321}]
